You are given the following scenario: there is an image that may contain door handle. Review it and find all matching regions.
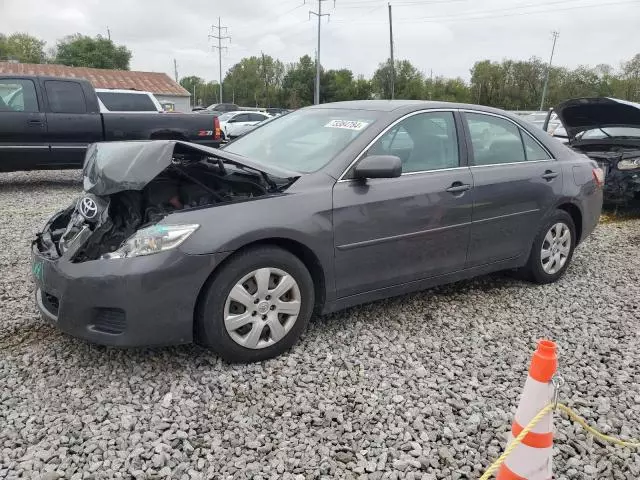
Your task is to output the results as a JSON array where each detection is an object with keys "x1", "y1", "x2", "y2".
[
  {"x1": 28, "y1": 119, "x2": 44, "y2": 126},
  {"x1": 446, "y1": 182, "x2": 472, "y2": 194},
  {"x1": 541, "y1": 170, "x2": 558, "y2": 180}
]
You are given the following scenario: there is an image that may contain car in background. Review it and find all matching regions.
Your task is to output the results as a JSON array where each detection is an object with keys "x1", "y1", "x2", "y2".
[
  {"x1": 218, "y1": 110, "x2": 271, "y2": 139},
  {"x1": 32, "y1": 100, "x2": 603, "y2": 362},
  {"x1": 549, "y1": 97, "x2": 640, "y2": 204},
  {"x1": 266, "y1": 107, "x2": 291, "y2": 116},
  {"x1": 0, "y1": 75, "x2": 223, "y2": 171},
  {"x1": 95, "y1": 88, "x2": 163, "y2": 113},
  {"x1": 521, "y1": 111, "x2": 561, "y2": 133},
  {"x1": 199, "y1": 103, "x2": 240, "y2": 114}
]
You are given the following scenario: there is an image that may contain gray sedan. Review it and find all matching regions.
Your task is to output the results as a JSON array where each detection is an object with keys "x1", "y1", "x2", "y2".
[{"x1": 32, "y1": 101, "x2": 603, "y2": 362}]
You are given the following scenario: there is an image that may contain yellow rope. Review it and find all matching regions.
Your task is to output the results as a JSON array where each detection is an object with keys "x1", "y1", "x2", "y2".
[{"x1": 479, "y1": 403, "x2": 640, "y2": 480}]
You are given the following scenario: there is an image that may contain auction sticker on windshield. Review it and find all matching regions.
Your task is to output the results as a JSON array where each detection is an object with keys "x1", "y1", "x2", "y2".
[{"x1": 324, "y1": 119, "x2": 369, "y2": 130}]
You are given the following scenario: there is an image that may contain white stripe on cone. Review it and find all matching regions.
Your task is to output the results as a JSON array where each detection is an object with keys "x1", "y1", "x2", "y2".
[
  {"x1": 503, "y1": 435, "x2": 552, "y2": 479},
  {"x1": 514, "y1": 376, "x2": 554, "y2": 435}
]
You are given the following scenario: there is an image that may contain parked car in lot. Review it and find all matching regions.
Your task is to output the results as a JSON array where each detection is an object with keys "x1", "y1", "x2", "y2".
[
  {"x1": 95, "y1": 88, "x2": 163, "y2": 113},
  {"x1": 32, "y1": 100, "x2": 603, "y2": 362},
  {"x1": 217, "y1": 110, "x2": 271, "y2": 139},
  {"x1": 0, "y1": 75, "x2": 223, "y2": 171},
  {"x1": 546, "y1": 97, "x2": 640, "y2": 204},
  {"x1": 199, "y1": 102, "x2": 240, "y2": 114}
]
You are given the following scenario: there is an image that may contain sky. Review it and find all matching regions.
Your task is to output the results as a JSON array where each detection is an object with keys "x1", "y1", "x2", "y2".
[{"x1": 1, "y1": 0, "x2": 639, "y2": 82}]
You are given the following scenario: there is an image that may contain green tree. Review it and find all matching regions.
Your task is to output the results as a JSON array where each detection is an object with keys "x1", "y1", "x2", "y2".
[
  {"x1": 372, "y1": 59, "x2": 424, "y2": 99},
  {"x1": 0, "y1": 33, "x2": 47, "y2": 63},
  {"x1": 53, "y1": 34, "x2": 131, "y2": 69},
  {"x1": 280, "y1": 55, "x2": 316, "y2": 108}
]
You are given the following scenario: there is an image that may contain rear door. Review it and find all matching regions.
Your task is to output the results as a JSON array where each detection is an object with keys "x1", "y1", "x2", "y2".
[
  {"x1": 226, "y1": 113, "x2": 252, "y2": 137},
  {"x1": 463, "y1": 111, "x2": 562, "y2": 267},
  {"x1": 43, "y1": 79, "x2": 103, "y2": 167},
  {"x1": 332, "y1": 110, "x2": 473, "y2": 298},
  {"x1": 0, "y1": 78, "x2": 48, "y2": 170}
]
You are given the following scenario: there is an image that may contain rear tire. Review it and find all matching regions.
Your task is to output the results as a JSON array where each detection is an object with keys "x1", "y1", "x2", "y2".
[
  {"x1": 195, "y1": 246, "x2": 314, "y2": 363},
  {"x1": 521, "y1": 210, "x2": 576, "y2": 284}
]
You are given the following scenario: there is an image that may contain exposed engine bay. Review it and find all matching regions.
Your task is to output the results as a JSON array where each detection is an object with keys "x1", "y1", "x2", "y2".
[
  {"x1": 35, "y1": 141, "x2": 297, "y2": 262},
  {"x1": 572, "y1": 144, "x2": 640, "y2": 204}
]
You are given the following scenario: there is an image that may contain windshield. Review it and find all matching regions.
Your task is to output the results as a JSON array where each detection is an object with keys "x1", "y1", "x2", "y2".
[
  {"x1": 223, "y1": 108, "x2": 379, "y2": 173},
  {"x1": 577, "y1": 127, "x2": 640, "y2": 139},
  {"x1": 218, "y1": 112, "x2": 235, "y2": 122}
]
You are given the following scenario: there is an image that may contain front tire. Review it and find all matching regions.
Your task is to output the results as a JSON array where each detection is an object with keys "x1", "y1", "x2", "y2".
[
  {"x1": 195, "y1": 246, "x2": 314, "y2": 363},
  {"x1": 522, "y1": 210, "x2": 576, "y2": 284}
]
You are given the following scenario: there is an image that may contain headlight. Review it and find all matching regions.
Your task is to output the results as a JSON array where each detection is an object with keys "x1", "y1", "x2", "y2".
[
  {"x1": 618, "y1": 158, "x2": 640, "y2": 171},
  {"x1": 103, "y1": 224, "x2": 199, "y2": 259}
]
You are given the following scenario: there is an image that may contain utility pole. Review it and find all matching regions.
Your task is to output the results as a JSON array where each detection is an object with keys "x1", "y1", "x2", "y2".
[
  {"x1": 107, "y1": 27, "x2": 111, "y2": 41},
  {"x1": 388, "y1": 3, "x2": 395, "y2": 100},
  {"x1": 540, "y1": 31, "x2": 559, "y2": 111},
  {"x1": 262, "y1": 51, "x2": 268, "y2": 107},
  {"x1": 173, "y1": 59, "x2": 179, "y2": 83},
  {"x1": 309, "y1": 0, "x2": 333, "y2": 105},
  {"x1": 209, "y1": 17, "x2": 230, "y2": 103}
]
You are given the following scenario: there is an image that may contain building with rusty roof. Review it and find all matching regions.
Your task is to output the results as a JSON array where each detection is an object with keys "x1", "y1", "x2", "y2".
[{"x1": 0, "y1": 62, "x2": 191, "y2": 112}]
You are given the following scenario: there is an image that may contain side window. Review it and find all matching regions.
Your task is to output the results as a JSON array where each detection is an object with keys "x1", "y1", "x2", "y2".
[
  {"x1": 45, "y1": 81, "x2": 87, "y2": 114},
  {"x1": 521, "y1": 131, "x2": 552, "y2": 161},
  {"x1": 97, "y1": 92, "x2": 157, "y2": 111},
  {"x1": 252, "y1": 113, "x2": 268, "y2": 122},
  {"x1": 0, "y1": 79, "x2": 39, "y2": 113},
  {"x1": 466, "y1": 113, "x2": 525, "y2": 165},
  {"x1": 234, "y1": 113, "x2": 250, "y2": 122},
  {"x1": 368, "y1": 111, "x2": 459, "y2": 173}
]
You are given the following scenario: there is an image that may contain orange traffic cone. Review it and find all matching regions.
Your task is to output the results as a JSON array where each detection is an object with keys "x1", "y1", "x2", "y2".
[{"x1": 497, "y1": 339, "x2": 558, "y2": 480}]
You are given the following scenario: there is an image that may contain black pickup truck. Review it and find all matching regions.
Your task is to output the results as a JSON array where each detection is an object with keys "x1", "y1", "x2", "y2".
[{"x1": 0, "y1": 75, "x2": 223, "y2": 172}]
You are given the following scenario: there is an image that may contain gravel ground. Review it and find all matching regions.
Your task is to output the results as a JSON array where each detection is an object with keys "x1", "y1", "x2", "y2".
[{"x1": 1, "y1": 170, "x2": 639, "y2": 480}]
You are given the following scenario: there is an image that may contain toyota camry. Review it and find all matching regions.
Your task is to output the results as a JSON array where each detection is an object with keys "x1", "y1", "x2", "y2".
[{"x1": 32, "y1": 101, "x2": 603, "y2": 362}]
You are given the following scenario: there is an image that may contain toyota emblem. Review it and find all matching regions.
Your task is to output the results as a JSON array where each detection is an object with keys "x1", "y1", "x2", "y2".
[{"x1": 78, "y1": 197, "x2": 98, "y2": 220}]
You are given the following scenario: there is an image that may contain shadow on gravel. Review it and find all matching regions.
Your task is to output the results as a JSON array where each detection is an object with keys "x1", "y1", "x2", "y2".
[{"x1": 601, "y1": 200, "x2": 640, "y2": 222}]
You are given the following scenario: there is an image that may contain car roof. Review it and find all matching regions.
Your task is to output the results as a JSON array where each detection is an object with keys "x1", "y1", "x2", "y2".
[
  {"x1": 95, "y1": 88, "x2": 153, "y2": 95},
  {"x1": 310, "y1": 100, "x2": 518, "y2": 116},
  {"x1": 225, "y1": 110, "x2": 270, "y2": 115}
]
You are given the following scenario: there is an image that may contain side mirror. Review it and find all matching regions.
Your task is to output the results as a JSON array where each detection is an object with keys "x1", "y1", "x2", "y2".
[{"x1": 352, "y1": 155, "x2": 402, "y2": 180}]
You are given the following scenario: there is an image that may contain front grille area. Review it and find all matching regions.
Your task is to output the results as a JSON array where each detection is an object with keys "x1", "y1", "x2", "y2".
[
  {"x1": 90, "y1": 308, "x2": 126, "y2": 334},
  {"x1": 41, "y1": 292, "x2": 60, "y2": 316}
]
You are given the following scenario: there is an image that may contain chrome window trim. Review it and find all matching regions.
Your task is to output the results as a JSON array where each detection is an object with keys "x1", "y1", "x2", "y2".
[
  {"x1": 460, "y1": 109, "x2": 555, "y2": 164},
  {"x1": 336, "y1": 108, "x2": 459, "y2": 182},
  {"x1": 470, "y1": 159, "x2": 554, "y2": 168}
]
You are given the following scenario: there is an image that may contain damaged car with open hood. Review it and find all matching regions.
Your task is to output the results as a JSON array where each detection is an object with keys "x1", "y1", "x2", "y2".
[
  {"x1": 546, "y1": 97, "x2": 640, "y2": 204},
  {"x1": 32, "y1": 101, "x2": 603, "y2": 362}
]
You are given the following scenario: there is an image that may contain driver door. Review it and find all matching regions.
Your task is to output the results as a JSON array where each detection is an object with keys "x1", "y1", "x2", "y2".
[{"x1": 332, "y1": 110, "x2": 473, "y2": 298}]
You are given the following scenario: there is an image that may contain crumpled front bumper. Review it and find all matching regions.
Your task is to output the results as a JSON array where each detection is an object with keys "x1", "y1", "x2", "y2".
[
  {"x1": 601, "y1": 168, "x2": 640, "y2": 204},
  {"x1": 31, "y1": 245, "x2": 224, "y2": 347}
]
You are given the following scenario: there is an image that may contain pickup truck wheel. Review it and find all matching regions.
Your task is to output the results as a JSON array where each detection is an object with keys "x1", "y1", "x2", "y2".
[
  {"x1": 195, "y1": 246, "x2": 314, "y2": 363},
  {"x1": 521, "y1": 210, "x2": 576, "y2": 284}
]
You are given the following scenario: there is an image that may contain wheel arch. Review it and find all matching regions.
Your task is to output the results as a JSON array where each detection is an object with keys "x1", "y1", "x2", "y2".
[
  {"x1": 193, "y1": 237, "x2": 327, "y2": 335},
  {"x1": 555, "y1": 202, "x2": 583, "y2": 245}
]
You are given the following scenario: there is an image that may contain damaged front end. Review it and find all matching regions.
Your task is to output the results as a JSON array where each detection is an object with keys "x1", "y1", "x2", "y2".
[
  {"x1": 573, "y1": 144, "x2": 640, "y2": 204},
  {"x1": 34, "y1": 140, "x2": 298, "y2": 262},
  {"x1": 551, "y1": 97, "x2": 640, "y2": 204}
]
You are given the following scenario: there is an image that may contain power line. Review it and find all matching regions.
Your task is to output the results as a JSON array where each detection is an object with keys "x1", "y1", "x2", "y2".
[
  {"x1": 308, "y1": 0, "x2": 334, "y2": 105},
  {"x1": 540, "y1": 31, "x2": 559, "y2": 111},
  {"x1": 209, "y1": 17, "x2": 230, "y2": 103},
  {"x1": 332, "y1": 0, "x2": 639, "y2": 23}
]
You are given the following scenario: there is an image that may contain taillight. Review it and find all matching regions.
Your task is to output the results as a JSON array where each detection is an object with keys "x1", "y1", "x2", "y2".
[
  {"x1": 214, "y1": 116, "x2": 221, "y2": 140},
  {"x1": 592, "y1": 167, "x2": 604, "y2": 188}
]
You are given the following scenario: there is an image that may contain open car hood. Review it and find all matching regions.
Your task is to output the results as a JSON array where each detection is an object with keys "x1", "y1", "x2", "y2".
[
  {"x1": 554, "y1": 97, "x2": 640, "y2": 140},
  {"x1": 83, "y1": 140, "x2": 299, "y2": 196}
]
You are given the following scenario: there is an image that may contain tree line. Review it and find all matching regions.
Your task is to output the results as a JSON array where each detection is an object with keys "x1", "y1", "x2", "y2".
[
  {"x1": 0, "y1": 32, "x2": 131, "y2": 70},
  {"x1": 3, "y1": 32, "x2": 639, "y2": 111},
  {"x1": 183, "y1": 52, "x2": 640, "y2": 110}
]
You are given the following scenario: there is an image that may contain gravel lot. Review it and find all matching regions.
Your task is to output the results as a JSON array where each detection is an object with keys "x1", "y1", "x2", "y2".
[{"x1": 1, "y1": 170, "x2": 639, "y2": 480}]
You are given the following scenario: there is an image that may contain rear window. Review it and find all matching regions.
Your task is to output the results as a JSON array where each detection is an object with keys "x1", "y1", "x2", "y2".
[
  {"x1": 97, "y1": 92, "x2": 158, "y2": 112},
  {"x1": 45, "y1": 80, "x2": 86, "y2": 114}
]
